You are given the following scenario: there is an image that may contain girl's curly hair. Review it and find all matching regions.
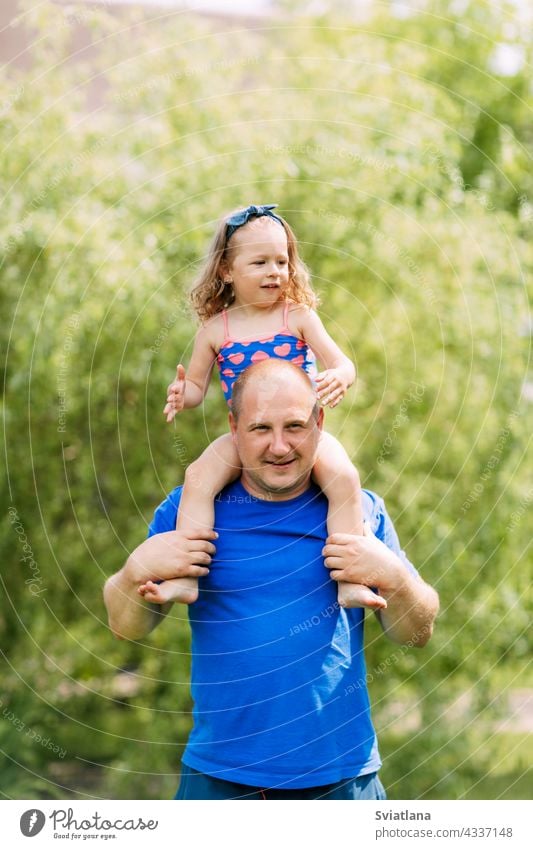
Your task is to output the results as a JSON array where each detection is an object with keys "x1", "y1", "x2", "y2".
[{"x1": 190, "y1": 207, "x2": 318, "y2": 322}]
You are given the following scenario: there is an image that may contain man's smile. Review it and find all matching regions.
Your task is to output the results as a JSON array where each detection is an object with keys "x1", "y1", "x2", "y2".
[{"x1": 264, "y1": 457, "x2": 297, "y2": 468}]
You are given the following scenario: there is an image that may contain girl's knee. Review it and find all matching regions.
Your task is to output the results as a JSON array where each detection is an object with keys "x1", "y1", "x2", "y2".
[{"x1": 183, "y1": 459, "x2": 208, "y2": 491}]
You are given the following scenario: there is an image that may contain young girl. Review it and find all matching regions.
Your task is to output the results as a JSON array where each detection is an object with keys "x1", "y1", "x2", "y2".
[{"x1": 138, "y1": 204, "x2": 386, "y2": 610}]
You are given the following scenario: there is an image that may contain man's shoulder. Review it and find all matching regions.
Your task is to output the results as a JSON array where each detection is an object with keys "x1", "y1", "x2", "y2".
[
  {"x1": 362, "y1": 488, "x2": 385, "y2": 527},
  {"x1": 147, "y1": 485, "x2": 183, "y2": 537},
  {"x1": 148, "y1": 484, "x2": 385, "y2": 537},
  {"x1": 148, "y1": 480, "x2": 244, "y2": 537}
]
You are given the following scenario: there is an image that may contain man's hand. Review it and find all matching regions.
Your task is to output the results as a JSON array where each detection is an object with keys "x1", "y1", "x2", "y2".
[
  {"x1": 322, "y1": 523, "x2": 401, "y2": 592},
  {"x1": 315, "y1": 368, "x2": 349, "y2": 408},
  {"x1": 323, "y1": 524, "x2": 439, "y2": 647},
  {"x1": 164, "y1": 364, "x2": 186, "y2": 422},
  {"x1": 104, "y1": 529, "x2": 217, "y2": 640},
  {"x1": 127, "y1": 529, "x2": 217, "y2": 584}
]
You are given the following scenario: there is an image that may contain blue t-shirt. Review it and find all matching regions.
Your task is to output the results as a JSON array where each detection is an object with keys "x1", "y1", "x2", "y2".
[{"x1": 148, "y1": 480, "x2": 418, "y2": 789}]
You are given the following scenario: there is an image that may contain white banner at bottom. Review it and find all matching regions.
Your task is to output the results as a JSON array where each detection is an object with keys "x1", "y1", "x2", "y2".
[{"x1": 2, "y1": 800, "x2": 530, "y2": 848}]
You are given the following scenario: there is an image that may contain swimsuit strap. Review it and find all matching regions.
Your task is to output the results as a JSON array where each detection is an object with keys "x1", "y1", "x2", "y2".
[
  {"x1": 281, "y1": 301, "x2": 290, "y2": 333},
  {"x1": 221, "y1": 309, "x2": 232, "y2": 343}
]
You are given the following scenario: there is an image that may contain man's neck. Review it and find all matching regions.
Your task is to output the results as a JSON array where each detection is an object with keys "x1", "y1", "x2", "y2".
[{"x1": 239, "y1": 472, "x2": 312, "y2": 502}]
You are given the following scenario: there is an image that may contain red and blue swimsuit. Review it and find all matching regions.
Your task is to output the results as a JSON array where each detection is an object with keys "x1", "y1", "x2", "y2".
[{"x1": 215, "y1": 303, "x2": 318, "y2": 406}]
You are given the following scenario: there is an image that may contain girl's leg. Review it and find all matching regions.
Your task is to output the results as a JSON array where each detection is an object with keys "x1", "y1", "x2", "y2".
[
  {"x1": 138, "y1": 434, "x2": 241, "y2": 605},
  {"x1": 313, "y1": 432, "x2": 387, "y2": 609}
]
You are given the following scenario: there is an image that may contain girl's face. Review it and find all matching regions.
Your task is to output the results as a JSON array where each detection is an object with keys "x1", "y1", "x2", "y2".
[{"x1": 222, "y1": 219, "x2": 290, "y2": 308}]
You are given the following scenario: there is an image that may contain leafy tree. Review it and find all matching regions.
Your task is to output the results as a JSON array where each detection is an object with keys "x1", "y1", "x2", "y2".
[{"x1": 1, "y1": 0, "x2": 530, "y2": 799}]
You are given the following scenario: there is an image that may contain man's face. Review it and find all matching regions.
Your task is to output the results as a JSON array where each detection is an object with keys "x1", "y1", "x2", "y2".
[{"x1": 229, "y1": 375, "x2": 324, "y2": 501}]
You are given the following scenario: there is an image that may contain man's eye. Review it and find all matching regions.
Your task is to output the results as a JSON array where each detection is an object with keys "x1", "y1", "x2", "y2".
[
  {"x1": 254, "y1": 425, "x2": 268, "y2": 431},
  {"x1": 254, "y1": 261, "x2": 265, "y2": 265},
  {"x1": 288, "y1": 424, "x2": 303, "y2": 430}
]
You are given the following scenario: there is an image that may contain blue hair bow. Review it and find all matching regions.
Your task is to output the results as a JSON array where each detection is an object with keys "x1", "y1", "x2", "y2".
[{"x1": 225, "y1": 204, "x2": 284, "y2": 243}]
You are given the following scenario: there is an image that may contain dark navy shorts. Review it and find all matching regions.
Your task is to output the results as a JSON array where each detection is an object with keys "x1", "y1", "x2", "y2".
[{"x1": 174, "y1": 763, "x2": 387, "y2": 800}]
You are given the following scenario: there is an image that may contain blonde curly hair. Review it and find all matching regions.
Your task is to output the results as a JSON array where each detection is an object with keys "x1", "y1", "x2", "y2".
[{"x1": 190, "y1": 206, "x2": 318, "y2": 322}]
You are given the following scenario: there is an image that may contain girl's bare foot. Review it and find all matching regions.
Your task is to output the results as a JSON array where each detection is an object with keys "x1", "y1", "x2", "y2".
[
  {"x1": 337, "y1": 581, "x2": 387, "y2": 610},
  {"x1": 138, "y1": 577, "x2": 199, "y2": 605}
]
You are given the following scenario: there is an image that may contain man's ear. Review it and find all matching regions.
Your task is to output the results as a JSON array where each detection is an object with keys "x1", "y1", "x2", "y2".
[
  {"x1": 316, "y1": 406, "x2": 325, "y2": 431},
  {"x1": 229, "y1": 411, "x2": 237, "y2": 440}
]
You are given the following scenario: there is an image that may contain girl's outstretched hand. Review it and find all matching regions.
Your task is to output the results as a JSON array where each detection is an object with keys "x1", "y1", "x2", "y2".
[
  {"x1": 164, "y1": 364, "x2": 186, "y2": 422},
  {"x1": 316, "y1": 368, "x2": 349, "y2": 408}
]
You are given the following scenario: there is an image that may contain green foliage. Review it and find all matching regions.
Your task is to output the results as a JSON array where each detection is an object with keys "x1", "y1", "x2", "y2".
[{"x1": 1, "y1": 0, "x2": 531, "y2": 799}]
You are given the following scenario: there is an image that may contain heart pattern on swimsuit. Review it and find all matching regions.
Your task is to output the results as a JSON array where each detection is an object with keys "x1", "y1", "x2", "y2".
[{"x1": 251, "y1": 350, "x2": 270, "y2": 363}]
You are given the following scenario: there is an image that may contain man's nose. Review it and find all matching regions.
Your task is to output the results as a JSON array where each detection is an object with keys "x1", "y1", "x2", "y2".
[{"x1": 269, "y1": 429, "x2": 291, "y2": 456}]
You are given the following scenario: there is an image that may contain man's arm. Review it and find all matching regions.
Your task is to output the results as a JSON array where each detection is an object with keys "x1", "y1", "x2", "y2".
[
  {"x1": 104, "y1": 530, "x2": 216, "y2": 641},
  {"x1": 373, "y1": 561, "x2": 439, "y2": 647},
  {"x1": 322, "y1": 525, "x2": 439, "y2": 647}
]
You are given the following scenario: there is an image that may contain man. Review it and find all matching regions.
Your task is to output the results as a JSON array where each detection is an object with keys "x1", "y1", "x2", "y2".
[{"x1": 104, "y1": 360, "x2": 439, "y2": 800}]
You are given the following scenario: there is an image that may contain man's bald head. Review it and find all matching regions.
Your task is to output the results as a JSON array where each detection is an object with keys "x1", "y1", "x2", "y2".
[{"x1": 231, "y1": 359, "x2": 319, "y2": 421}]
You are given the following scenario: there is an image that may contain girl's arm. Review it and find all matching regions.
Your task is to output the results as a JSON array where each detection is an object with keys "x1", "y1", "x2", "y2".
[
  {"x1": 295, "y1": 307, "x2": 356, "y2": 408},
  {"x1": 164, "y1": 325, "x2": 218, "y2": 421}
]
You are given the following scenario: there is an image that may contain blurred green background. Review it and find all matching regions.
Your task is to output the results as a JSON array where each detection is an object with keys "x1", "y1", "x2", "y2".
[{"x1": 1, "y1": 0, "x2": 531, "y2": 800}]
